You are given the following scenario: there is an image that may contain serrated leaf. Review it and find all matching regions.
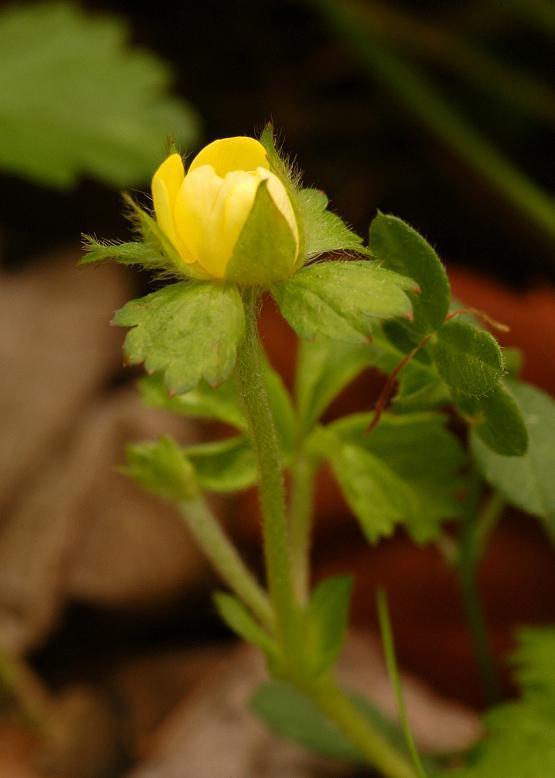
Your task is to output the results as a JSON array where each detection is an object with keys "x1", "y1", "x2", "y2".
[
  {"x1": 325, "y1": 413, "x2": 465, "y2": 542},
  {"x1": 272, "y1": 260, "x2": 415, "y2": 343},
  {"x1": 224, "y1": 180, "x2": 297, "y2": 286},
  {"x1": 0, "y1": 3, "x2": 199, "y2": 188},
  {"x1": 454, "y1": 627, "x2": 555, "y2": 778},
  {"x1": 298, "y1": 188, "x2": 370, "y2": 259},
  {"x1": 393, "y1": 362, "x2": 450, "y2": 413},
  {"x1": 471, "y1": 380, "x2": 555, "y2": 531},
  {"x1": 305, "y1": 576, "x2": 353, "y2": 678},
  {"x1": 369, "y1": 213, "x2": 450, "y2": 335},
  {"x1": 139, "y1": 372, "x2": 246, "y2": 430},
  {"x1": 457, "y1": 382, "x2": 528, "y2": 456},
  {"x1": 123, "y1": 435, "x2": 197, "y2": 503},
  {"x1": 214, "y1": 592, "x2": 276, "y2": 656},
  {"x1": 295, "y1": 336, "x2": 372, "y2": 434},
  {"x1": 185, "y1": 436, "x2": 257, "y2": 493},
  {"x1": 114, "y1": 282, "x2": 245, "y2": 394},
  {"x1": 330, "y1": 443, "x2": 418, "y2": 542},
  {"x1": 431, "y1": 320, "x2": 504, "y2": 397}
]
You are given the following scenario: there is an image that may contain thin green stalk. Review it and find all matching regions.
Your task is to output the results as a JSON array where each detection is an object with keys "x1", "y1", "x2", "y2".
[
  {"x1": 315, "y1": 0, "x2": 555, "y2": 250},
  {"x1": 377, "y1": 589, "x2": 428, "y2": 778},
  {"x1": 289, "y1": 453, "x2": 316, "y2": 604},
  {"x1": 235, "y1": 290, "x2": 299, "y2": 653},
  {"x1": 179, "y1": 496, "x2": 273, "y2": 630},
  {"x1": 304, "y1": 676, "x2": 418, "y2": 778},
  {"x1": 457, "y1": 477, "x2": 502, "y2": 704}
]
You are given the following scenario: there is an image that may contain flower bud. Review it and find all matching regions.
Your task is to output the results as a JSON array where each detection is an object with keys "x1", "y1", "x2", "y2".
[{"x1": 152, "y1": 137, "x2": 299, "y2": 283}]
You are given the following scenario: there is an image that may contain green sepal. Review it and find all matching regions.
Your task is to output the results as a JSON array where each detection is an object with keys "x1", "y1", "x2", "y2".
[
  {"x1": 272, "y1": 260, "x2": 416, "y2": 344},
  {"x1": 214, "y1": 592, "x2": 277, "y2": 659},
  {"x1": 185, "y1": 436, "x2": 257, "y2": 493},
  {"x1": 471, "y1": 380, "x2": 555, "y2": 532},
  {"x1": 80, "y1": 236, "x2": 165, "y2": 269},
  {"x1": 369, "y1": 212, "x2": 450, "y2": 335},
  {"x1": 304, "y1": 575, "x2": 353, "y2": 678},
  {"x1": 431, "y1": 319, "x2": 504, "y2": 397},
  {"x1": 224, "y1": 179, "x2": 297, "y2": 286},
  {"x1": 122, "y1": 435, "x2": 198, "y2": 502},
  {"x1": 456, "y1": 382, "x2": 528, "y2": 456},
  {"x1": 114, "y1": 281, "x2": 245, "y2": 395},
  {"x1": 298, "y1": 188, "x2": 371, "y2": 260}
]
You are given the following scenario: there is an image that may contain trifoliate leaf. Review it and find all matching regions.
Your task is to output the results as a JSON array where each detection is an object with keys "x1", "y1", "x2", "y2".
[
  {"x1": 185, "y1": 437, "x2": 257, "y2": 493},
  {"x1": 305, "y1": 576, "x2": 353, "y2": 678},
  {"x1": 122, "y1": 436, "x2": 198, "y2": 502},
  {"x1": 272, "y1": 260, "x2": 415, "y2": 343},
  {"x1": 454, "y1": 627, "x2": 555, "y2": 778},
  {"x1": 431, "y1": 320, "x2": 504, "y2": 397},
  {"x1": 225, "y1": 180, "x2": 297, "y2": 286},
  {"x1": 298, "y1": 188, "x2": 370, "y2": 259},
  {"x1": 0, "y1": 3, "x2": 199, "y2": 188},
  {"x1": 295, "y1": 336, "x2": 372, "y2": 435},
  {"x1": 369, "y1": 213, "x2": 450, "y2": 335},
  {"x1": 457, "y1": 382, "x2": 528, "y2": 456},
  {"x1": 139, "y1": 372, "x2": 246, "y2": 431},
  {"x1": 114, "y1": 282, "x2": 245, "y2": 394},
  {"x1": 471, "y1": 380, "x2": 555, "y2": 532},
  {"x1": 324, "y1": 413, "x2": 465, "y2": 542},
  {"x1": 213, "y1": 592, "x2": 277, "y2": 657}
]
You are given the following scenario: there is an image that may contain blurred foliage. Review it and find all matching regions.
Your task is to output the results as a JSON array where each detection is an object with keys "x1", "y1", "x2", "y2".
[{"x1": 0, "y1": 2, "x2": 199, "y2": 188}]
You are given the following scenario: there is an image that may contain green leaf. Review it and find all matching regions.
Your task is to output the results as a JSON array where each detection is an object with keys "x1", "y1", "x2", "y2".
[
  {"x1": 114, "y1": 282, "x2": 245, "y2": 394},
  {"x1": 185, "y1": 436, "x2": 257, "y2": 493},
  {"x1": 454, "y1": 627, "x2": 555, "y2": 778},
  {"x1": 305, "y1": 576, "x2": 353, "y2": 678},
  {"x1": 298, "y1": 188, "x2": 370, "y2": 259},
  {"x1": 0, "y1": 3, "x2": 199, "y2": 188},
  {"x1": 272, "y1": 260, "x2": 415, "y2": 343},
  {"x1": 251, "y1": 681, "x2": 409, "y2": 764},
  {"x1": 325, "y1": 413, "x2": 466, "y2": 542},
  {"x1": 329, "y1": 443, "x2": 418, "y2": 542},
  {"x1": 457, "y1": 382, "x2": 528, "y2": 456},
  {"x1": 213, "y1": 592, "x2": 276, "y2": 657},
  {"x1": 224, "y1": 180, "x2": 297, "y2": 286},
  {"x1": 393, "y1": 362, "x2": 451, "y2": 413},
  {"x1": 471, "y1": 381, "x2": 555, "y2": 530},
  {"x1": 369, "y1": 213, "x2": 450, "y2": 335},
  {"x1": 122, "y1": 435, "x2": 197, "y2": 503},
  {"x1": 295, "y1": 336, "x2": 372, "y2": 434},
  {"x1": 139, "y1": 373, "x2": 245, "y2": 431},
  {"x1": 431, "y1": 320, "x2": 504, "y2": 397}
]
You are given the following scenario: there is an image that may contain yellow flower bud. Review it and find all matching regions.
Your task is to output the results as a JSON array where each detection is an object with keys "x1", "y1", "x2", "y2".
[{"x1": 151, "y1": 137, "x2": 299, "y2": 280}]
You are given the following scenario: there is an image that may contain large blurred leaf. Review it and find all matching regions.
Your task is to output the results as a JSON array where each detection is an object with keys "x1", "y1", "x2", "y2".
[
  {"x1": 0, "y1": 2, "x2": 199, "y2": 188},
  {"x1": 471, "y1": 381, "x2": 555, "y2": 532}
]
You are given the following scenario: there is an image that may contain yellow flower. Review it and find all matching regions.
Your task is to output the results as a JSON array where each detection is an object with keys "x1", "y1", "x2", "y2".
[{"x1": 151, "y1": 136, "x2": 299, "y2": 280}]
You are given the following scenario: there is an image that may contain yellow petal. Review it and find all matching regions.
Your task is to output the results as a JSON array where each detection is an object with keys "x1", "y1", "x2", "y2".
[
  {"x1": 188, "y1": 137, "x2": 269, "y2": 177},
  {"x1": 151, "y1": 153, "x2": 184, "y2": 246}
]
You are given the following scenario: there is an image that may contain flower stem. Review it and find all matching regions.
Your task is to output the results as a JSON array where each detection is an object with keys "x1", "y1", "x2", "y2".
[
  {"x1": 235, "y1": 290, "x2": 299, "y2": 654},
  {"x1": 178, "y1": 496, "x2": 273, "y2": 630},
  {"x1": 289, "y1": 453, "x2": 316, "y2": 604}
]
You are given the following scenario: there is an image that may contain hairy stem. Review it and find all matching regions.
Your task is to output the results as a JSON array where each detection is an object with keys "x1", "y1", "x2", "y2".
[
  {"x1": 235, "y1": 290, "x2": 299, "y2": 653},
  {"x1": 289, "y1": 453, "x2": 316, "y2": 604},
  {"x1": 179, "y1": 496, "x2": 273, "y2": 630}
]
